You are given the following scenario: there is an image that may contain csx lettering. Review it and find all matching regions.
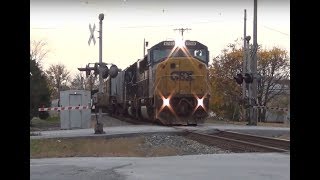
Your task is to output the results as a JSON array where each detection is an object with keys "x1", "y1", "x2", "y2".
[{"x1": 170, "y1": 71, "x2": 193, "y2": 81}]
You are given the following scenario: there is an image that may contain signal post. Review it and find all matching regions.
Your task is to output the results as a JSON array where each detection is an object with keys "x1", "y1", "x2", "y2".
[
  {"x1": 79, "y1": 13, "x2": 119, "y2": 134},
  {"x1": 235, "y1": 0, "x2": 258, "y2": 125}
]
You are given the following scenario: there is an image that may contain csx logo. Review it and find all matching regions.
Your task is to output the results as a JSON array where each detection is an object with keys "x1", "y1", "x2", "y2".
[{"x1": 171, "y1": 71, "x2": 193, "y2": 81}]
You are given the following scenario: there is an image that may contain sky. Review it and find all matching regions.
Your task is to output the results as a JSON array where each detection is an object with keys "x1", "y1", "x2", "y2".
[{"x1": 30, "y1": 0, "x2": 290, "y2": 77}]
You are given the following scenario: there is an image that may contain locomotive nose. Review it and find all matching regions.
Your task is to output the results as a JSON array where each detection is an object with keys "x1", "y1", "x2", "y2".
[{"x1": 176, "y1": 98, "x2": 194, "y2": 116}]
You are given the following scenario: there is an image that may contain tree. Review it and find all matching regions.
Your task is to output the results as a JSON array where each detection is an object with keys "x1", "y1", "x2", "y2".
[
  {"x1": 256, "y1": 48, "x2": 290, "y2": 121},
  {"x1": 46, "y1": 64, "x2": 71, "y2": 99},
  {"x1": 30, "y1": 58, "x2": 51, "y2": 120},
  {"x1": 208, "y1": 42, "x2": 243, "y2": 120},
  {"x1": 85, "y1": 75, "x2": 99, "y2": 91},
  {"x1": 30, "y1": 40, "x2": 51, "y2": 120},
  {"x1": 30, "y1": 40, "x2": 49, "y2": 68},
  {"x1": 70, "y1": 73, "x2": 85, "y2": 90},
  {"x1": 70, "y1": 72, "x2": 99, "y2": 91},
  {"x1": 208, "y1": 39, "x2": 290, "y2": 122}
]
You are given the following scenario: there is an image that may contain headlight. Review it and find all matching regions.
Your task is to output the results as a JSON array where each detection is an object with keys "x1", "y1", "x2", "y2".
[
  {"x1": 197, "y1": 98, "x2": 204, "y2": 108},
  {"x1": 175, "y1": 38, "x2": 185, "y2": 48},
  {"x1": 163, "y1": 98, "x2": 170, "y2": 107}
]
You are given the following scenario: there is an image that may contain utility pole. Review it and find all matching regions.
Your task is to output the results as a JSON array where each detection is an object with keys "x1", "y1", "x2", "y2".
[
  {"x1": 242, "y1": 9, "x2": 247, "y2": 121},
  {"x1": 249, "y1": 0, "x2": 258, "y2": 125},
  {"x1": 143, "y1": 38, "x2": 145, "y2": 57},
  {"x1": 143, "y1": 38, "x2": 148, "y2": 57},
  {"x1": 95, "y1": 13, "x2": 105, "y2": 134},
  {"x1": 174, "y1": 28, "x2": 191, "y2": 39},
  {"x1": 246, "y1": 36, "x2": 252, "y2": 124}
]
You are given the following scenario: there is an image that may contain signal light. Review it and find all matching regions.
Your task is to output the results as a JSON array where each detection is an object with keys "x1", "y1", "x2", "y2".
[
  {"x1": 244, "y1": 73, "x2": 253, "y2": 83},
  {"x1": 234, "y1": 73, "x2": 254, "y2": 84},
  {"x1": 234, "y1": 73, "x2": 244, "y2": 84},
  {"x1": 78, "y1": 63, "x2": 118, "y2": 79},
  {"x1": 101, "y1": 65, "x2": 109, "y2": 79},
  {"x1": 109, "y1": 65, "x2": 119, "y2": 78}
]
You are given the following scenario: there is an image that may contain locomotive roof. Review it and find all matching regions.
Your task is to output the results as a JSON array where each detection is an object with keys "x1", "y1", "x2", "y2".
[{"x1": 149, "y1": 40, "x2": 208, "y2": 50}]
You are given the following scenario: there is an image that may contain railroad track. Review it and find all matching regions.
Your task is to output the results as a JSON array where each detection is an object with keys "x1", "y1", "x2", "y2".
[
  {"x1": 109, "y1": 114, "x2": 158, "y2": 125},
  {"x1": 183, "y1": 129, "x2": 290, "y2": 153},
  {"x1": 109, "y1": 115, "x2": 290, "y2": 153}
]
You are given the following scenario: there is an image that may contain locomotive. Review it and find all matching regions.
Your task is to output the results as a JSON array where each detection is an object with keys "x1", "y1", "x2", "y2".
[{"x1": 103, "y1": 39, "x2": 210, "y2": 125}]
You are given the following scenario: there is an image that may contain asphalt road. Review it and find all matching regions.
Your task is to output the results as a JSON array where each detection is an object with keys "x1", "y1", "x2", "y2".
[{"x1": 31, "y1": 153, "x2": 289, "y2": 180}]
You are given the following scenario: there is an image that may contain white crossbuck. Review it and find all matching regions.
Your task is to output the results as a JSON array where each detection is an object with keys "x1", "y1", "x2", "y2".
[{"x1": 88, "y1": 23, "x2": 96, "y2": 45}]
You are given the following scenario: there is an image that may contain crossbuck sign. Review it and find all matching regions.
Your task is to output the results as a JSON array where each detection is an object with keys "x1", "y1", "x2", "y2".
[{"x1": 88, "y1": 23, "x2": 96, "y2": 45}]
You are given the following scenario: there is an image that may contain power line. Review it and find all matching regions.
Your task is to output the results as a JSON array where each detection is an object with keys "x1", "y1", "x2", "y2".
[
  {"x1": 119, "y1": 19, "x2": 222, "y2": 29},
  {"x1": 239, "y1": 20, "x2": 289, "y2": 36},
  {"x1": 174, "y1": 28, "x2": 191, "y2": 37},
  {"x1": 262, "y1": 26, "x2": 289, "y2": 36},
  {"x1": 31, "y1": 27, "x2": 60, "y2": 30}
]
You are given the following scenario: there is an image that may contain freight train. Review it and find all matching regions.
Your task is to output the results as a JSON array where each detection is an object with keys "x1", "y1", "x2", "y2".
[{"x1": 103, "y1": 39, "x2": 210, "y2": 125}]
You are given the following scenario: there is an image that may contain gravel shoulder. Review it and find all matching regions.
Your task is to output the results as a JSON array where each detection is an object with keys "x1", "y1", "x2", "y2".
[{"x1": 30, "y1": 133, "x2": 230, "y2": 158}]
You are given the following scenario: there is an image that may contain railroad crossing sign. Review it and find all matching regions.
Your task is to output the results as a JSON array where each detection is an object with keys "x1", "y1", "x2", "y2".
[{"x1": 88, "y1": 23, "x2": 96, "y2": 45}]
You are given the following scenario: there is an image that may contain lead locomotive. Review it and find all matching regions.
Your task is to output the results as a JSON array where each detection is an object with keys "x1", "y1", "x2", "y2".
[{"x1": 104, "y1": 40, "x2": 210, "y2": 125}]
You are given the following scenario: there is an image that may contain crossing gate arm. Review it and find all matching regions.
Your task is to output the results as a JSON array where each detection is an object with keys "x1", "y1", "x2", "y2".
[
  {"x1": 253, "y1": 106, "x2": 289, "y2": 112},
  {"x1": 38, "y1": 105, "x2": 94, "y2": 111}
]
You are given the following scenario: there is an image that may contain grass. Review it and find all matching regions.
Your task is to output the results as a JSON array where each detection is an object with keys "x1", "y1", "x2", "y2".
[{"x1": 30, "y1": 116, "x2": 60, "y2": 131}]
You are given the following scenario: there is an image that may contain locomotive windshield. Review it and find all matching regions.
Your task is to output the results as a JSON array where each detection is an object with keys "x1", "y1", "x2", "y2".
[
  {"x1": 150, "y1": 40, "x2": 209, "y2": 64},
  {"x1": 152, "y1": 48, "x2": 208, "y2": 63}
]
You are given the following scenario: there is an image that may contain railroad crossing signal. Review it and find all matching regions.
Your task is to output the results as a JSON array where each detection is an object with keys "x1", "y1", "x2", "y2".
[
  {"x1": 234, "y1": 73, "x2": 253, "y2": 84},
  {"x1": 78, "y1": 63, "x2": 119, "y2": 79},
  {"x1": 88, "y1": 23, "x2": 96, "y2": 45}
]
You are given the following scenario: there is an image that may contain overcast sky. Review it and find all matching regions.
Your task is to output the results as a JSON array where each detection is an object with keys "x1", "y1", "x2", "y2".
[{"x1": 30, "y1": 0, "x2": 290, "y2": 77}]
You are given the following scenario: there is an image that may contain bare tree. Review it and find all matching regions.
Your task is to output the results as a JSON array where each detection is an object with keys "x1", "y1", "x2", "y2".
[
  {"x1": 85, "y1": 74, "x2": 99, "y2": 92},
  {"x1": 70, "y1": 73, "x2": 85, "y2": 90},
  {"x1": 30, "y1": 40, "x2": 49, "y2": 66},
  {"x1": 46, "y1": 64, "x2": 71, "y2": 100},
  {"x1": 70, "y1": 72, "x2": 100, "y2": 91}
]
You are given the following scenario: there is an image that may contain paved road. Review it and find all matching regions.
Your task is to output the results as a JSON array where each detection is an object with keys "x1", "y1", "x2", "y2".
[
  {"x1": 30, "y1": 125, "x2": 180, "y2": 139},
  {"x1": 31, "y1": 119, "x2": 290, "y2": 140},
  {"x1": 31, "y1": 153, "x2": 290, "y2": 180}
]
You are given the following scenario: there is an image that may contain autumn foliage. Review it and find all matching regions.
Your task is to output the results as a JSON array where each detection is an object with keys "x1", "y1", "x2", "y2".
[{"x1": 208, "y1": 40, "x2": 289, "y2": 121}]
